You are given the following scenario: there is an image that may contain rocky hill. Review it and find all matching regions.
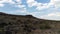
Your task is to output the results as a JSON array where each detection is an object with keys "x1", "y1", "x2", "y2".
[{"x1": 0, "y1": 12, "x2": 60, "y2": 34}]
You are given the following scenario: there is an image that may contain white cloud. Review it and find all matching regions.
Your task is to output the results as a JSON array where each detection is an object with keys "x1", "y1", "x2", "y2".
[
  {"x1": 0, "y1": 3, "x2": 4, "y2": 7},
  {"x1": 27, "y1": 0, "x2": 60, "y2": 10},
  {"x1": 36, "y1": 3, "x2": 48, "y2": 10},
  {"x1": 47, "y1": 13, "x2": 55, "y2": 16},
  {"x1": 0, "y1": 0, "x2": 15, "y2": 4},
  {"x1": 15, "y1": 0, "x2": 21, "y2": 3},
  {"x1": 14, "y1": 0, "x2": 26, "y2": 8},
  {"x1": 3, "y1": 7, "x2": 27, "y2": 15},
  {"x1": 13, "y1": 7, "x2": 28, "y2": 15},
  {"x1": 54, "y1": 0, "x2": 60, "y2": 8},
  {"x1": 0, "y1": 0, "x2": 15, "y2": 7},
  {"x1": 15, "y1": 4, "x2": 26, "y2": 8},
  {"x1": 27, "y1": 0, "x2": 55, "y2": 10},
  {"x1": 39, "y1": 12, "x2": 60, "y2": 20},
  {"x1": 47, "y1": 13, "x2": 60, "y2": 17},
  {"x1": 16, "y1": 8, "x2": 27, "y2": 13},
  {"x1": 27, "y1": 0, "x2": 38, "y2": 7},
  {"x1": 0, "y1": 0, "x2": 26, "y2": 8}
]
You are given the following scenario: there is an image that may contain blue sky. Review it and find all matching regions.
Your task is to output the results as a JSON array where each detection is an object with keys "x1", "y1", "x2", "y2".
[{"x1": 0, "y1": 0, "x2": 60, "y2": 20}]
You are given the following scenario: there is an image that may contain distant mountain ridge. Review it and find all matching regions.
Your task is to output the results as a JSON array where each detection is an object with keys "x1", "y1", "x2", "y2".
[
  {"x1": 0, "y1": 12, "x2": 59, "y2": 21},
  {"x1": 0, "y1": 12, "x2": 34, "y2": 17}
]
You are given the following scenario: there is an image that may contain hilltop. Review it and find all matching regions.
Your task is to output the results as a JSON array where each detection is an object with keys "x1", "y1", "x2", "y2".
[{"x1": 0, "y1": 12, "x2": 60, "y2": 34}]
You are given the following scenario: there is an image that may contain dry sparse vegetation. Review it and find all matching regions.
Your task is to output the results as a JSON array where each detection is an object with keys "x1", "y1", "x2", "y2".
[{"x1": 0, "y1": 12, "x2": 60, "y2": 34}]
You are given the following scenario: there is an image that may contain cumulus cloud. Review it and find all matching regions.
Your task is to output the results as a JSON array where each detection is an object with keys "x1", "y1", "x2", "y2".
[
  {"x1": 54, "y1": 0, "x2": 60, "y2": 8},
  {"x1": 0, "y1": 0, "x2": 26, "y2": 8},
  {"x1": 0, "y1": 3, "x2": 4, "y2": 7},
  {"x1": 15, "y1": 0, "x2": 21, "y2": 2},
  {"x1": 16, "y1": 8, "x2": 27, "y2": 13},
  {"x1": 27, "y1": 0, "x2": 60, "y2": 10},
  {"x1": 0, "y1": 0, "x2": 15, "y2": 7},
  {"x1": 36, "y1": 0, "x2": 55, "y2": 10},
  {"x1": 14, "y1": 4, "x2": 25, "y2": 8},
  {"x1": 27, "y1": 0, "x2": 50, "y2": 10},
  {"x1": 12, "y1": 8, "x2": 28, "y2": 15},
  {"x1": 0, "y1": 0, "x2": 15, "y2": 4},
  {"x1": 47, "y1": 13, "x2": 60, "y2": 17},
  {"x1": 39, "y1": 12, "x2": 60, "y2": 20},
  {"x1": 27, "y1": 0, "x2": 38, "y2": 7}
]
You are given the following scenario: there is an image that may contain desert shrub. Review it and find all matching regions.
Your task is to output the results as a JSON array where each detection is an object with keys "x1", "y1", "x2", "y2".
[
  {"x1": 0, "y1": 23, "x2": 7, "y2": 28},
  {"x1": 11, "y1": 17, "x2": 16, "y2": 20},
  {"x1": 40, "y1": 24, "x2": 51, "y2": 30},
  {"x1": 5, "y1": 31, "x2": 12, "y2": 34},
  {"x1": 23, "y1": 24, "x2": 32, "y2": 33},
  {"x1": 0, "y1": 27, "x2": 4, "y2": 33},
  {"x1": 58, "y1": 31, "x2": 60, "y2": 33}
]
